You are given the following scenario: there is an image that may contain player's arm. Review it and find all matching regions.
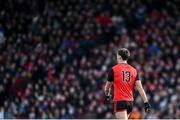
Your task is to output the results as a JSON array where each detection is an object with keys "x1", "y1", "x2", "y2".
[
  {"x1": 104, "y1": 81, "x2": 113, "y2": 96},
  {"x1": 135, "y1": 74, "x2": 151, "y2": 112},
  {"x1": 135, "y1": 80, "x2": 148, "y2": 103},
  {"x1": 104, "y1": 68, "x2": 114, "y2": 100}
]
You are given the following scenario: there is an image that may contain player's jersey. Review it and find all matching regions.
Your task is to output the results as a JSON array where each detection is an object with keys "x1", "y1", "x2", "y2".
[{"x1": 107, "y1": 63, "x2": 139, "y2": 101}]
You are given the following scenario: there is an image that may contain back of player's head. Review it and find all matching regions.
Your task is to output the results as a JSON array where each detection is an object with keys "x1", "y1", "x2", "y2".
[{"x1": 117, "y1": 48, "x2": 130, "y2": 60}]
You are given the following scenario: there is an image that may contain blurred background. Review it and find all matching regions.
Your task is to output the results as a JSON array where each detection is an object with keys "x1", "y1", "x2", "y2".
[{"x1": 0, "y1": 0, "x2": 179, "y2": 119}]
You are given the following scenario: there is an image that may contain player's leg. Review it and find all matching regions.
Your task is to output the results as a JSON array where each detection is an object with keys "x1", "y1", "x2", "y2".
[
  {"x1": 127, "y1": 113, "x2": 131, "y2": 118},
  {"x1": 114, "y1": 101, "x2": 128, "y2": 119},
  {"x1": 115, "y1": 110, "x2": 128, "y2": 119}
]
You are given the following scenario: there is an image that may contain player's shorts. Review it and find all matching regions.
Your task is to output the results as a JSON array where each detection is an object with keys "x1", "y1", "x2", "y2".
[{"x1": 114, "y1": 101, "x2": 133, "y2": 114}]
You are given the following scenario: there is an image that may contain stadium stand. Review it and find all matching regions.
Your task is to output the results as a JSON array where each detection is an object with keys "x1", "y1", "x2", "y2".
[{"x1": 0, "y1": 0, "x2": 179, "y2": 118}]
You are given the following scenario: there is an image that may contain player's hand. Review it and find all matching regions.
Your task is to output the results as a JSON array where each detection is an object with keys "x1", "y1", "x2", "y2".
[
  {"x1": 105, "y1": 95, "x2": 111, "y2": 101},
  {"x1": 144, "y1": 102, "x2": 151, "y2": 113},
  {"x1": 105, "y1": 94, "x2": 112, "y2": 103}
]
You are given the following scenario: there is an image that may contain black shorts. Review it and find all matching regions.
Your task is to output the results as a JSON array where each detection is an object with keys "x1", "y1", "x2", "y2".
[{"x1": 114, "y1": 101, "x2": 133, "y2": 114}]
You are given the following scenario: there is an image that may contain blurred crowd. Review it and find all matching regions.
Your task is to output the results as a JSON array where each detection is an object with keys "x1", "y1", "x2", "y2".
[{"x1": 0, "y1": 0, "x2": 179, "y2": 119}]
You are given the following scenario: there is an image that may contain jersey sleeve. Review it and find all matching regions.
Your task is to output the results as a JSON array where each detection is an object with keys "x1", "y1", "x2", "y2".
[
  {"x1": 135, "y1": 72, "x2": 140, "y2": 81},
  {"x1": 107, "y1": 68, "x2": 114, "y2": 82}
]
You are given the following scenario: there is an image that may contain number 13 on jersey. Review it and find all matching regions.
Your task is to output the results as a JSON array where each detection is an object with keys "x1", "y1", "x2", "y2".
[{"x1": 122, "y1": 71, "x2": 131, "y2": 82}]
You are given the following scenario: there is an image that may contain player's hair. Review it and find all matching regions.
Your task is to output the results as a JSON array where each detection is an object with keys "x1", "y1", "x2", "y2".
[{"x1": 117, "y1": 48, "x2": 130, "y2": 60}]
